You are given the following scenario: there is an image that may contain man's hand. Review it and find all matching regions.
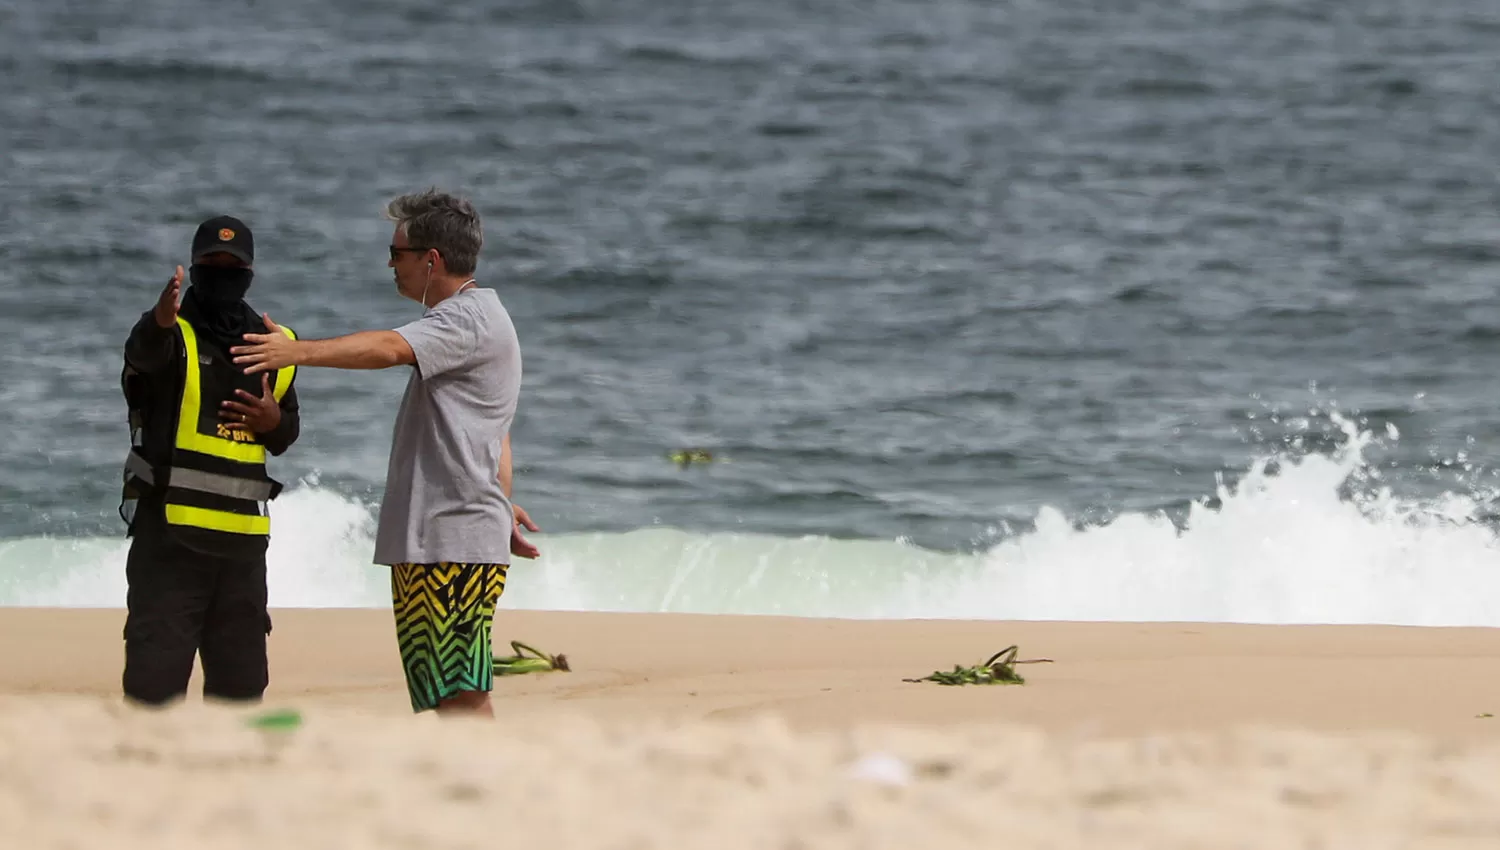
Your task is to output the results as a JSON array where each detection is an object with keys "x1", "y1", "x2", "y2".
[
  {"x1": 514, "y1": 504, "x2": 539, "y2": 533},
  {"x1": 155, "y1": 266, "x2": 182, "y2": 328},
  {"x1": 231, "y1": 313, "x2": 298, "y2": 374},
  {"x1": 219, "y1": 373, "x2": 282, "y2": 433},
  {"x1": 511, "y1": 504, "x2": 540, "y2": 559}
]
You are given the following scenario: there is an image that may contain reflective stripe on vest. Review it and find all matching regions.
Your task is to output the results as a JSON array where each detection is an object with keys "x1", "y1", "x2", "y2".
[
  {"x1": 165, "y1": 504, "x2": 270, "y2": 536},
  {"x1": 163, "y1": 317, "x2": 296, "y2": 536},
  {"x1": 125, "y1": 448, "x2": 276, "y2": 502}
]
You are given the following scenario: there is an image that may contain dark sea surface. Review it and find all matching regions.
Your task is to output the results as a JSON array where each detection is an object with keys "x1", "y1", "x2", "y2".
[{"x1": 3, "y1": 0, "x2": 1500, "y2": 623}]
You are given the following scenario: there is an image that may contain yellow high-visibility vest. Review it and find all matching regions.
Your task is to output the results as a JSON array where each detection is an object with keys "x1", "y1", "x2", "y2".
[{"x1": 120, "y1": 316, "x2": 297, "y2": 537}]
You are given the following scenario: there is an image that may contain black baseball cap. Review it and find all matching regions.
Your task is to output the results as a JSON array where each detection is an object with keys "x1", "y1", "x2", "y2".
[{"x1": 190, "y1": 215, "x2": 254, "y2": 265}]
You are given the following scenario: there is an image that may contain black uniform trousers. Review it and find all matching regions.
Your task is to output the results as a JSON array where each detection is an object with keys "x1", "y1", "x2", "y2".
[{"x1": 121, "y1": 507, "x2": 272, "y2": 705}]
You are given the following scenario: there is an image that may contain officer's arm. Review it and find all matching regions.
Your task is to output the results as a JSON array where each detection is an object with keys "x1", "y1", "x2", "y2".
[
  {"x1": 124, "y1": 310, "x2": 178, "y2": 373},
  {"x1": 259, "y1": 384, "x2": 301, "y2": 456}
]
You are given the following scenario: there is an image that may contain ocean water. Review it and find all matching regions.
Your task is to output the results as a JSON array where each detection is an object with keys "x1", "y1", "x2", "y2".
[{"x1": 3, "y1": 0, "x2": 1500, "y2": 624}]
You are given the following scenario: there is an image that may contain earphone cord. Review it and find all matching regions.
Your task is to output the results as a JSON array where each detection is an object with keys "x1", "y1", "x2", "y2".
[{"x1": 421, "y1": 262, "x2": 477, "y2": 308}]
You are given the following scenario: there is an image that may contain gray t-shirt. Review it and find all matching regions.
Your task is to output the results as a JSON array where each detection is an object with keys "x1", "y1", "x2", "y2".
[{"x1": 372, "y1": 286, "x2": 522, "y2": 566}]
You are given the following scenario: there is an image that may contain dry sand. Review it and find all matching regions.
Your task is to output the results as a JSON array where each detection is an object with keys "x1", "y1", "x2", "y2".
[{"x1": 4, "y1": 608, "x2": 1500, "y2": 847}]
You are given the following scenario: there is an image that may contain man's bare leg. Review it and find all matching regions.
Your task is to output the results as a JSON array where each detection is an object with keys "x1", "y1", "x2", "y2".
[{"x1": 436, "y1": 689, "x2": 493, "y2": 717}]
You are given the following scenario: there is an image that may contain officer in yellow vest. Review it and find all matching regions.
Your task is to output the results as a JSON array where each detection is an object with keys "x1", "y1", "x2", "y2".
[{"x1": 118, "y1": 216, "x2": 301, "y2": 706}]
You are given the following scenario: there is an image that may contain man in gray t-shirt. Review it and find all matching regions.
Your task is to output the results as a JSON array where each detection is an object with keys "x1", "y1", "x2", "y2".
[
  {"x1": 231, "y1": 188, "x2": 537, "y2": 718},
  {"x1": 375, "y1": 284, "x2": 521, "y2": 566}
]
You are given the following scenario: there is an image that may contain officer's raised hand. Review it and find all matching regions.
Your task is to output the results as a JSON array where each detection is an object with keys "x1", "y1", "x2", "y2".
[
  {"x1": 154, "y1": 266, "x2": 183, "y2": 328},
  {"x1": 219, "y1": 373, "x2": 282, "y2": 433}
]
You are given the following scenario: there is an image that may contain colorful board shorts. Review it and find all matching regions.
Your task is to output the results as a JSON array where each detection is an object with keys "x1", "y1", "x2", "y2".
[{"x1": 390, "y1": 561, "x2": 508, "y2": 712}]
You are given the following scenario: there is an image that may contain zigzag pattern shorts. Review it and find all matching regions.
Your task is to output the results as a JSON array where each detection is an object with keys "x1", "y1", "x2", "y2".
[{"x1": 391, "y1": 562, "x2": 508, "y2": 712}]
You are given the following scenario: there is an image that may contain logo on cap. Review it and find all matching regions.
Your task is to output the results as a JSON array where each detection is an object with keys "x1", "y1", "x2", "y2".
[{"x1": 219, "y1": 228, "x2": 236, "y2": 241}]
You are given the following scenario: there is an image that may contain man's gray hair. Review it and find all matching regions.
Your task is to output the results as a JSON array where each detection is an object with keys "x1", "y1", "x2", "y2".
[{"x1": 384, "y1": 188, "x2": 483, "y2": 276}]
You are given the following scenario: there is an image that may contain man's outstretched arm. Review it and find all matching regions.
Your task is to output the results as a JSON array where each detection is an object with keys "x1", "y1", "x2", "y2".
[{"x1": 231, "y1": 314, "x2": 414, "y2": 373}]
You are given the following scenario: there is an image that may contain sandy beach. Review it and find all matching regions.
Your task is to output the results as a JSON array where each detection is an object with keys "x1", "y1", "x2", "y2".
[{"x1": 5, "y1": 608, "x2": 1500, "y2": 847}]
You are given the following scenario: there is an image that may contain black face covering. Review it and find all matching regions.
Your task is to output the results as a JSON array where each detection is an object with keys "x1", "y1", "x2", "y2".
[{"x1": 181, "y1": 264, "x2": 260, "y2": 354}]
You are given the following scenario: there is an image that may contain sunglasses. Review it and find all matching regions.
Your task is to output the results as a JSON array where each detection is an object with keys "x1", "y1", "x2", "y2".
[{"x1": 389, "y1": 245, "x2": 434, "y2": 261}]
